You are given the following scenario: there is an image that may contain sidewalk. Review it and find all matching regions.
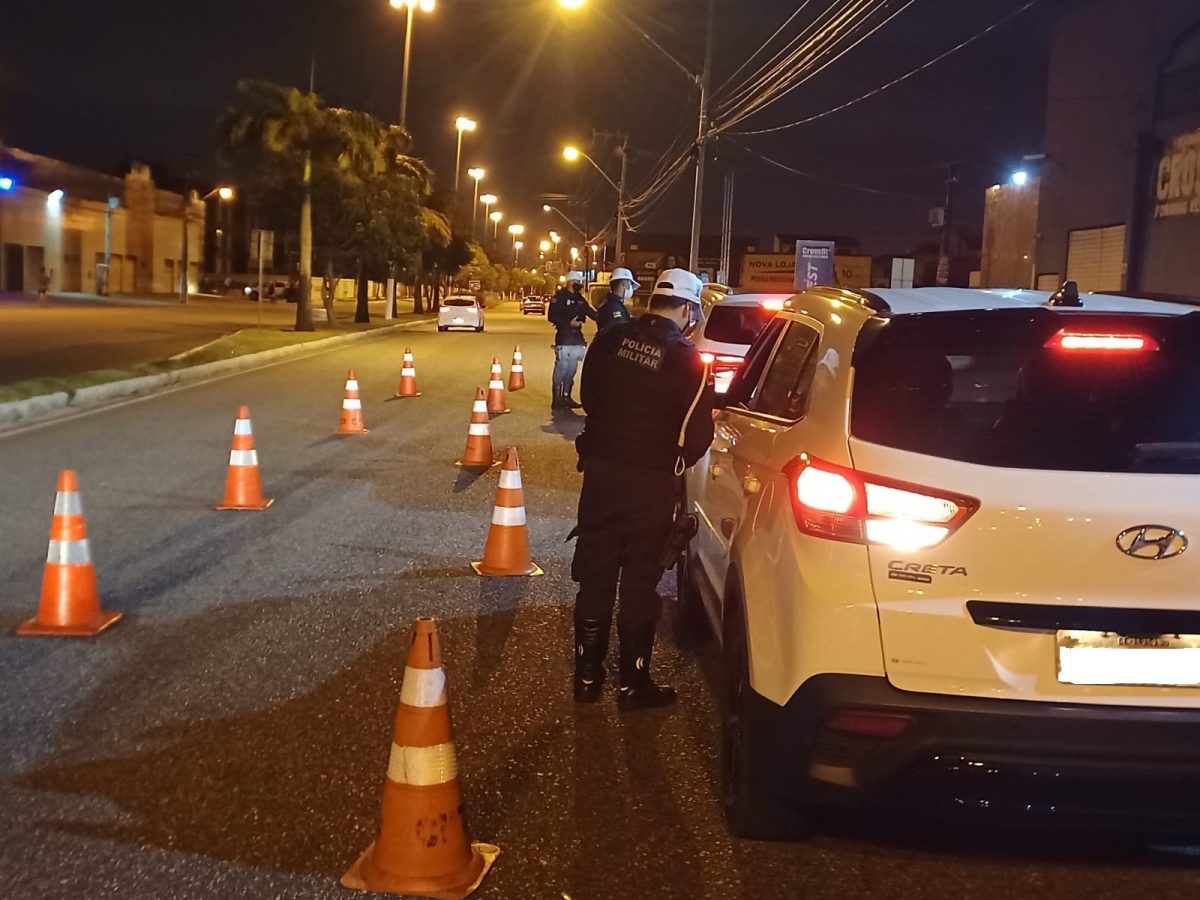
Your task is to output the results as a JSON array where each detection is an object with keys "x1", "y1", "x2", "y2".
[{"x1": 0, "y1": 292, "x2": 411, "y2": 386}]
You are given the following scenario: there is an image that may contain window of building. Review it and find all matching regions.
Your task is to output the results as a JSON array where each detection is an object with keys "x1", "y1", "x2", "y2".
[{"x1": 1066, "y1": 224, "x2": 1125, "y2": 293}]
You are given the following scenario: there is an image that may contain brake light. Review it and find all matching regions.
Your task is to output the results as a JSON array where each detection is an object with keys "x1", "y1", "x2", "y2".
[
  {"x1": 1044, "y1": 329, "x2": 1160, "y2": 352},
  {"x1": 700, "y1": 352, "x2": 745, "y2": 393},
  {"x1": 785, "y1": 455, "x2": 978, "y2": 550},
  {"x1": 761, "y1": 298, "x2": 785, "y2": 311}
]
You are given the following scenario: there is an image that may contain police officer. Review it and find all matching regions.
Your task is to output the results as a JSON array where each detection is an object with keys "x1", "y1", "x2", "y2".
[
  {"x1": 595, "y1": 267, "x2": 638, "y2": 333},
  {"x1": 548, "y1": 271, "x2": 598, "y2": 410},
  {"x1": 571, "y1": 268, "x2": 715, "y2": 710}
]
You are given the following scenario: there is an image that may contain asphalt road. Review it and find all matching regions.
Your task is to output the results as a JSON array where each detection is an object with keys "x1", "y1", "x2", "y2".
[
  {"x1": 2, "y1": 302, "x2": 1200, "y2": 900},
  {"x1": 0, "y1": 292, "x2": 391, "y2": 385}
]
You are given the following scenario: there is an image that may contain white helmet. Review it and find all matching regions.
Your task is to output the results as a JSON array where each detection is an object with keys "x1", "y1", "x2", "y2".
[
  {"x1": 566, "y1": 270, "x2": 585, "y2": 284},
  {"x1": 610, "y1": 267, "x2": 641, "y2": 290},
  {"x1": 653, "y1": 268, "x2": 703, "y2": 304}
]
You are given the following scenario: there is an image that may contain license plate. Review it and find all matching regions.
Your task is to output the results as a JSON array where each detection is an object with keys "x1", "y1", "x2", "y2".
[
  {"x1": 1057, "y1": 630, "x2": 1200, "y2": 687},
  {"x1": 453, "y1": 317, "x2": 464, "y2": 324}
]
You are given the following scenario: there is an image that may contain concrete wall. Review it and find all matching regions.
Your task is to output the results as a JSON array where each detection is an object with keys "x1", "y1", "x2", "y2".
[
  {"x1": 1037, "y1": 0, "x2": 1200, "y2": 288},
  {"x1": 0, "y1": 183, "x2": 203, "y2": 295},
  {"x1": 981, "y1": 178, "x2": 1040, "y2": 289}
]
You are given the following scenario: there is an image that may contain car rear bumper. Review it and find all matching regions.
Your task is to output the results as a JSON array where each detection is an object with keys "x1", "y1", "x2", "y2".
[{"x1": 749, "y1": 673, "x2": 1200, "y2": 830}]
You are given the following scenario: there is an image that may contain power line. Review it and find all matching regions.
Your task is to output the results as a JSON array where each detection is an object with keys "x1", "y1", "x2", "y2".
[{"x1": 731, "y1": 0, "x2": 1044, "y2": 136}]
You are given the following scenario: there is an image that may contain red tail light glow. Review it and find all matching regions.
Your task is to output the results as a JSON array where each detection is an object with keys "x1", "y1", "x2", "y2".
[
  {"x1": 785, "y1": 455, "x2": 979, "y2": 550},
  {"x1": 700, "y1": 352, "x2": 746, "y2": 393},
  {"x1": 761, "y1": 298, "x2": 786, "y2": 311},
  {"x1": 1044, "y1": 329, "x2": 1160, "y2": 352},
  {"x1": 826, "y1": 710, "x2": 912, "y2": 738}
]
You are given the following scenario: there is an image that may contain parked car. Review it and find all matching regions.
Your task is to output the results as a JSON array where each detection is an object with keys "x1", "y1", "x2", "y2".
[
  {"x1": 438, "y1": 295, "x2": 485, "y2": 332},
  {"x1": 522, "y1": 294, "x2": 547, "y2": 315},
  {"x1": 690, "y1": 293, "x2": 792, "y2": 393},
  {"x1": 243, "y1": 279, "x2": 292, "y2": 302},
  {"x1": 680, "y1": 283, "x2": 1200, "y2": 839}
]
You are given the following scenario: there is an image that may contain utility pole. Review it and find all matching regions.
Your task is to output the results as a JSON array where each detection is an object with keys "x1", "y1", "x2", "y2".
[
  {"x1": 180, "y1": 191, "x2": 192, "y2": 304},
  {"x1": 616, "y1": 137, "x2": 628, "y2": 265},
  {"x1": 688, "y1": 0, "x2": 716, "y2": 273},
  {"x1": 400, "y1": 4, "x2": 415, "y2": 128},
  {"x1": 937, "y1": 163, "x2": 957, "y2": 287},
  {"x1": 720, "y1": 168, "x2": 734, "y2": 284}
]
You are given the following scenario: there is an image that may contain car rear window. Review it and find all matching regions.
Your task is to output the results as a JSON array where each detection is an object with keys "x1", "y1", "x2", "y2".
[
  {"x1": 443, "y1": 297, "x2": 476, "y2": 307},
  {"x1": 704, "y1": 304, "x2": 776, "y2": 345},
  {"x1": 850, "y1": 308, "x2": 1200, "y2": 473}
]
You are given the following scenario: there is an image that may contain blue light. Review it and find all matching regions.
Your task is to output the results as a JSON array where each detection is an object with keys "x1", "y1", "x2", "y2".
[
  {"x1": 1011, "y1": 170, "x2": 1029, "y2": 187},
  {"x1": 0, "y1": 176, "x2": 13, "y2": 191}
]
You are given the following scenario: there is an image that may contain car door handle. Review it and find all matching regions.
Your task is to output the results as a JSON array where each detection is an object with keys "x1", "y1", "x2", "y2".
[
  {"x1": 721, "y1": 518, "x2": 736, "y2": 539},
  {"x1": 742, "y1": 476, "x2": 761, "y2": 495}
]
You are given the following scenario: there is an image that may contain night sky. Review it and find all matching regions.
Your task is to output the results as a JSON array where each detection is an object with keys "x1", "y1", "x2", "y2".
[{"x1": 0, "y1": 0, "x2": 1083, "y2": 255}]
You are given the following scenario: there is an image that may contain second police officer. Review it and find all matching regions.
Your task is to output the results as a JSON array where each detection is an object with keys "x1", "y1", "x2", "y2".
[
  {"x1": 595, "y1": 266, "x2": 638, "y2": 333},
  {"x1": 570, "y1": 268, "x2": 715, "y2": 710}
]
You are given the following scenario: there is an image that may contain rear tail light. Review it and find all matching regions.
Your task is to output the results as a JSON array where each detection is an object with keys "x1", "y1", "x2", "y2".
[
  {"x1": 785, "y1": 455, "x2": 978, "y2": 551},
  {"x1": 1044, "y1": 329, "x2": 1160, "y2": 352},
  {"x1": 761, "y1": 298, "x2": 785, "y2": 311},
  {"x1": 826, "y1": 710, "x2": 912, "y2": 738},
  {"x1": 700, "y1": 352, "x2": 745, "y2": 393}
]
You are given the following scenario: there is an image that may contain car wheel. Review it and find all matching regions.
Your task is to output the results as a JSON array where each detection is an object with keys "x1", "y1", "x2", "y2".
[{"x1": 722, "y1": 594, "x2": 813, "y2": 840}]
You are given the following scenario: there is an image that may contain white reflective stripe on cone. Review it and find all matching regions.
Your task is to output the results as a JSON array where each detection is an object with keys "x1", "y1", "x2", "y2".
[
  {"x1": 346, "y1": 380, "x2": 359, "y2": 391},
  {"x1": 468, "y1": 424, "x2": 490, "y2": 436},
  {"x1": 402, "y1": 367, "x2": 416, "y2": 375},
  {"x1": 399, "y1": 666, "x2": 447, "y2": 708},
  {"x1": 511, "y1": 365, "x2": 523, "y2": 372},
  {"x1": 472, "y1": 402, "x2": 489, "y2": 413},
  {"x1": 513, "y1": 352, "x2": 522, "y2": 361},
  {"x1": 53, "y1": 492, "x2": 83, "y2": 516},
  {"x1": 343, "y1": 398, "x2": 362, "y2": 410},
  {"x1": 387, "y1": 742, "x2": 458, "y2": 786},
  {"x1": 229, "y1": 449, "x2": 259, "y2": 467},
  {"x1": 234, "y1": 419, "x2": 253, "y2": 435},
  {"x1": 46, "y1": 538, "x2": 91, "y2": 565},
  {"x1": 499, "y1": 469, "x2": 523, "y2": 490},
  {"x1": 492, "y1": 505, "x2": 527, "y2": 526},
  {"x1": 489, "y1": 380, "x2": 504, "y2": 389}
]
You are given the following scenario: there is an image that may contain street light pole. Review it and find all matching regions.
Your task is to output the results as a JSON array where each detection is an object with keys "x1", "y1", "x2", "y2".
[
  {"x1": 688, "y1": 0, "x2": 715, "y2": 273},
  {"x1": 401, "y1": 4, "x2": 415, "y2": 126},
  {"x1": 467, "y1": 168, "x2": 484, "y2": 239},
  {"x1": 454, "y1": 116, "x2": 476, "y2": 194},
  {"x1": 616, "y1": 138, "x2": 628, "y2": 264}
]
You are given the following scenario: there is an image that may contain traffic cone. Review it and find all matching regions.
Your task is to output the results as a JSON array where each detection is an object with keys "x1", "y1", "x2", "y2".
[
  {"x1": 341, "y1": 617, "x2": 499, "y2": 899},
  {"x1": 486, "y1": 359, "x2": 508, "y2": 414},
  {"x1": 457, "y1": 388, "x2": 496, "y2": 468},
  {"x1": 472, "y1": 447, "x2": 543, "y2": 576},
  {"x1": 215, "y1": 405, "x2": 273, "y2": 511},
  {"x1": 394, "y1": 348, "x2": 420, "y2": 398},
  {"x1": 338, "y1": 368, "x2": 369, "y2": 434},
  {"x1": 18, "y1": 470, "x2": 121, "y2": 637},
  {"x1": 507, "y1": 345, "x2": 525, "y2": 392}
]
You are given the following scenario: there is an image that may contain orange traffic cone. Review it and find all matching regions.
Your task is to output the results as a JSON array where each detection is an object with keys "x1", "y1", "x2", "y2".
[
  {"x1": 457, "y1": 388, "x2": 496, "y2": 468},
  {"x1": 486, "y1": 359, "x2": 508, "y2": 414},
  {"x1": 507, "y1": 345, "x2": 525, "y2": 392},
  {"x1": 395, "y1": 348, "x2": 420, "y2": 398},
  {"x1": 215, "y1": 405, "x2": 273, "y2": 510},
  {"x1": 342, "y1": 617, "x2": 499, "y2": 899},
  {"x1": 18, "y1": 470, "x2": 121, "y2": 637},
  {"x1": 472, "y1": 447, "x2": 543, "y2": 576},
  {"x1": 338, "y1": 368, "x2": 369, "y2": 434}
]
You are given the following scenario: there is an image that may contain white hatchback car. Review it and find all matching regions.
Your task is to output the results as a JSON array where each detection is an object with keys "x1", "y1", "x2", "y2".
[
  {"x1": 690, "y1": 293, "x2": 792, "y2": 394},
  {"x1": 438, "y1": 295, "x2": 485, "y2": 332},
  {"x1": 680, "y1": 283, "x2": 1200, "y2": 838}
]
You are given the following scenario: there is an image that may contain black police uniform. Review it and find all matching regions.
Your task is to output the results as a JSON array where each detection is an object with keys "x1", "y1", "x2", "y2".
[
  {"x1": 548, "y1": 286, "x2": 598, "y2": 408},
  {"x1": 571, "y1": 311, "x2": 715, "y2": 709},
  {"x1": 595, "y1": 291, "x2": 632, "y2": 333}
]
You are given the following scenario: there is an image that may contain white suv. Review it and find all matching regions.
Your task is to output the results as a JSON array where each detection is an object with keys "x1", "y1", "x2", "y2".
[{"x1": 680, "y1": 284, "x2": 1200, "y2": 838}]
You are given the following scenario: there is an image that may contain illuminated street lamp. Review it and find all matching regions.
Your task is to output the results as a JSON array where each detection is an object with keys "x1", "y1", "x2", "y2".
[
  {"x1": 480, "y1": 193, "x2": 497, "y2": 234},
  {"x1": 562, "y1": 144, "x2": 627, "y2": 261},
  {"x1": 1011, "y1": 170, "x2": 1029, "y2": 187},
  {"x1": 203, "y1": 185, "x2": 238, "y2": 278},
  {"x1": 217, "y1": 186, "x2": 235, "y2": 201},
  {"x1": 539, "y1": 240, "x2": 552, "y2": 253},
  {"x1": 513, "y1": 240, "x2": 524, "y2": 266},
  {"x1": 390, "y1": 0, "x2": 436, "y2": 128},
  {"x1": 558, "y1": 0, "x2": 585, "y2": 7},
  {"x1": 570, "y1": 247, "x2": 580, "y2": 264},
  {"x1": 454, "y1": 116, "x2": 477, "y2": 193},
  {"x1": 490, "y1": 209, "x2": 504, "y2": 240},
  {"x1": 467, "y1": 167, "x2": 485, "y2": 238}
]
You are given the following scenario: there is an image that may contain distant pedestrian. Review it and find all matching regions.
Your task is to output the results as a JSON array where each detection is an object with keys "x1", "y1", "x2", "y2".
[{"x1": 37, "y1": 268, "x2": 52, "y2": 306}]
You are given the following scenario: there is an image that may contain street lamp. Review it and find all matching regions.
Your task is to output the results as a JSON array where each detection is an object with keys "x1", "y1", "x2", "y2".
[
  {"x1": 480, "y1": 193, "x2": 497, "y2": 232},
  {"x1": 454, "y1": 116, "x2": 477, "y2": 193},
  {"x1": 490, "y1": 210, "x2": 503, "y2": 240},
  {"x1": 570, "y1": 247, "x2": 580, "y2": 264},
  {"x1": 390, "y1": 0, "x2": 436, "y2": 129},
  {"x1": 558, "y1": 0, "x2": 586, "y2": 7},
  {"x1": 203, "y1": 185, "x2": 237, "y2": 278},
  {"x1": 543, "y1": 202, "x2": 588, "y2": 244},
  {"x1": 217, "y1": 186, "x2": 234, "y2": 201},
  {"x1": 513, "y1": 240, "x2": 524, "y2": 266},
  {"x1": 539, "y1": 240, "x2": 552, "y2": 253},
  {"x1": 562, "y1": 143, "x2": 628, "y2": 263},
  {"x1": 467, "y1": 167, "x2": 485, "y2": 238},
  {"x1": 1011, "y1": 170, "x2": 1029, "y2": 187}
]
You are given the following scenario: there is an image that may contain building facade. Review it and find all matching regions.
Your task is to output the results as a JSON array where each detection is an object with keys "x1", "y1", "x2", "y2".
[
  {"x1": 0, "y1": 145, "x2": 204, "y2": 295},
  {"x1": 1015, "y1": 0, "x2": 1200, "y2": 297}
]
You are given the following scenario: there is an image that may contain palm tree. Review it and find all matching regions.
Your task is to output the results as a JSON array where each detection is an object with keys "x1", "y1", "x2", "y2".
[{"x1": 218, "y1": 80, "x2": 331, "y2": 332}]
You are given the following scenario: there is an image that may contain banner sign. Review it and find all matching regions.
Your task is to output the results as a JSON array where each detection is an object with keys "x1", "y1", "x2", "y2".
[
  {"x1": 794, "y1": 240, "x2": 835, "y2": 289},
  {"x1": 1156, "y1": 127, "x2": 1200, "y2": 218}
]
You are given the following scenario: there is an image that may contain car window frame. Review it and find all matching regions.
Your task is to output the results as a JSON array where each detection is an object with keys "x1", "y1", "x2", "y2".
[
  {"x1": 723, "y1": 317, "x2": 787, "y2": 412},
  {"x1": 725, "y1": 313, "x2": 825, "y2": 425}
]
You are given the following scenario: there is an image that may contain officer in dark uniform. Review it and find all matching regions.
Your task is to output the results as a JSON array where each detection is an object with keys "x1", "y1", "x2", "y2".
[
  {"x1": 548, "y1": 270, "x2": 598, "y2": 410},
  {"x1": 595, "y1": 266, "x2": 638, "y2": 334},
  {"x1": 571, "y1": 268, "x2": 715, "y2": 710}
]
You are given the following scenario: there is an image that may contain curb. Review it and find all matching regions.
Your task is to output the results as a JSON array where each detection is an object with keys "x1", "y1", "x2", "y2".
[{"x1": 0, "y1": 318, "x2": 436, "y2": 433}]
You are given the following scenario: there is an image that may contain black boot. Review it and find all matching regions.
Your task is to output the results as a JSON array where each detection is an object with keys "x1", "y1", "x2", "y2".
[
  {"x1": 574, "y1": 614, "x2": 611, "y2": 703},
  {"x1": 616, "y1": 622, "x2": 677, "y2": 711}
]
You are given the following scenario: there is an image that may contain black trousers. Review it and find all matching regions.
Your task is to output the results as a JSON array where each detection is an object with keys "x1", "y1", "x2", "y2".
[{"x1": 571, "y1": 456, "x2": 679, "y2": 628}]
